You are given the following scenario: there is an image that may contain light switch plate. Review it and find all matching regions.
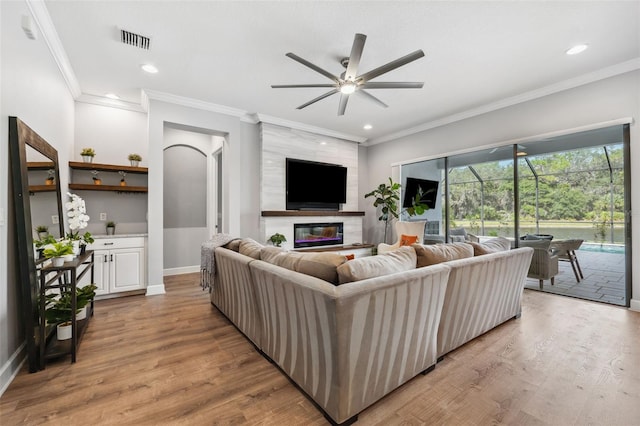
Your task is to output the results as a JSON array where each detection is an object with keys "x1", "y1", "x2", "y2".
[
  {"x1": 0, "y1": 208, "x2": 4, "y2": 226},
  {"x1": 100, "y1": 212, "x2": 107, "y2": 221},
  {"x1": 51, "y1": 215, "x2": 59, "y2": 224}
]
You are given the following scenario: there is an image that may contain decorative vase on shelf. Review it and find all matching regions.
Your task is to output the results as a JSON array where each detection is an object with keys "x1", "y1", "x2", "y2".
[
  {"x1": 130, "y1": 160, "x2": 139, "y2": 167},
  {"x1": 82, "y1": 155, "x2": 93, "y2": 163},
  {"x1": 57, "y1": 322, "x2": 72, "y2": 340}
]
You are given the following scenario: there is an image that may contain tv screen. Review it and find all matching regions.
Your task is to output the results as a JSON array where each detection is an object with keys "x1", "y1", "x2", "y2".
[
  {"x1": 402, "y1": 177, "x2": 439, "y2": 209},
  {"x1": 286, "y1": 158, "x2": 347, "y2": 210}
]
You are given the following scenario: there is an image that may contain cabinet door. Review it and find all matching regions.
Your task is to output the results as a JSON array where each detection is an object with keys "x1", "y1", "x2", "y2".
[
  {"x1": 110, "y1": 247, "x2": 145, "y2": 293},
  {"x1": 77, "y1": 249, "x2": 110, "y2": 296}
]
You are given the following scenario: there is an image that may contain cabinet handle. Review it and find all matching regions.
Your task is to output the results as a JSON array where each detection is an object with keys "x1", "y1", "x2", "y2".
[
  {"x1": 110, "y1": 254, "x2": 113, "y2": 262},
  {"x1": 103, "y1": 255, "x2": 108, "y2": 263},
  {"x1": 103, "y1": 242, "x2": 114, "y2": 246}
]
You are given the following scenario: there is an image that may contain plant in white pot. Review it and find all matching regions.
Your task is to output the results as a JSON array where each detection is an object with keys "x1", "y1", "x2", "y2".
[
  {"x1": 76, "y1": 283, "x2": 97, "y2": 320},
  {"x1": 43, "y1": 241, "x2": 74, "y2": 267},
  {"x1": 80, "y1": 147, "x2": 95, "y2": 163},
  {"x1": 45, "y1": 291, "x2": 76, "y2": 340},
  {"x1": 106, "y1": 221, "x2": 116, "y2": 235},
  {"x1": 128, "y1": 153, "x2": 142, "y2": 167}
]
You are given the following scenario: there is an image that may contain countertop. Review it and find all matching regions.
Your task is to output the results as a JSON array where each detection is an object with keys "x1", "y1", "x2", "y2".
[{"x1": 93, "y1": 233, "x2": 148, "y2": 239}]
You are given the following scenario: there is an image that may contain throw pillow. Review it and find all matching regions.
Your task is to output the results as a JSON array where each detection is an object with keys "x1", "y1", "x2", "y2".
[
  {"x1": 336, "y1": 246, "x2": 417, "y2": 284},
  {"x1": 469, "y1": 237, "x2": 511, "y2": 256},
  {"x1": 239, "y1": 238, "x2": 263, "y2": 259},
  {"x1": 224, "y1": 239, "x2": 241, "y2": 252},
  {"x1": 260, "y1": 249, "x2": 347, "y2": 284},
  {"x1": 345, "y1": 254, "x2": 355, "y2": 260},
  {"x1": 413, "y1": 242, "x2": 474, "y2": 267},
  {"x1": 399, "y1": 234, "x2": 418, "y2": 246}
]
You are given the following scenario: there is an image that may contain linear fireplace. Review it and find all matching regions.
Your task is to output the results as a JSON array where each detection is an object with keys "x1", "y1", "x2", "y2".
[{"x1": 294, "y1": 222, "x2": 344, "y2": 248}]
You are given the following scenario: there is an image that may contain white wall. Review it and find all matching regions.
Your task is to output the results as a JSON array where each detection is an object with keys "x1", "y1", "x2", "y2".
[
  {"x1": 0, "y1": 0, "x2": 75, "y2": 394},
  {"x1": 362, "y1": 70, "x2": 640, "y2": 309},
  {"x1": 145, "y1": 99, "x2": 260, "y2": 295}
]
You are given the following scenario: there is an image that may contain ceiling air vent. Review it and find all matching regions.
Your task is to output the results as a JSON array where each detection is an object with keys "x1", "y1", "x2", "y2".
[{"x1": 120, "y1": 29, "x2": 151, "y2": 50}]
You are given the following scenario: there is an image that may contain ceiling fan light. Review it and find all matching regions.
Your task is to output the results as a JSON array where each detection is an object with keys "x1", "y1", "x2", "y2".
[{"x1": 340, "y1": 81, "x2": 357, "y2": 95}]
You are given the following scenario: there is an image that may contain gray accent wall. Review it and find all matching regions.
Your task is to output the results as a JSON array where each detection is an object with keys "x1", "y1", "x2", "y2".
[{"x1": 163, "y1": 145, "x2": 207, "y2": 228}]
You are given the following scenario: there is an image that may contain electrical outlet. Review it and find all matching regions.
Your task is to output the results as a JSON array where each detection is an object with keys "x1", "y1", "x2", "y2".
[
  {"x1": 100, "y1": 213, "x2": 107, "y2": 221},
  {"x1": 51, "y1": 215, "x2": 59, "y2": 224}
]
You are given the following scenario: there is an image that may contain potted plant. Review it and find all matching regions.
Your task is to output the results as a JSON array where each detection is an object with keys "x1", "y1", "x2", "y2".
[
  {"x1": 364, "y1": 178, "x2": 401, "y2": 244},
  {"x1": 128, "y1": 153, "x2": 142, "y2": 167},
  {"x1": 92, "y1": 171, "x2": 102, "y2": 185},
  {"x1": 45, "y1": 291, "x2": 76, "y2": 340},
  {"x1": 268, "y1": 233, "x2": 287, "y2": 247},
  {"x1": 106, "y1": 221, "x2": 116, "y2": 235},
  {"x1": 43, "y1": 241, "x2": 73, "y2": 267},
  {"x1": 76, "y1": 283, "x2": 97, "y2": 320},
  {"x1": 80, "y1": 147, "x2": 96, "y2": 163},
  {"x1": 35, "y1": 225, "x2": 49, "y2": 240},
  {"x1": 80, "y1": 231, "x2": 94, "y2": 254}
]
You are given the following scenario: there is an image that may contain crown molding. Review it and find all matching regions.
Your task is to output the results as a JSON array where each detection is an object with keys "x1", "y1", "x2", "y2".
[
  {"x1": 367, "y1": 57, "x2": 640, "y2": 146},
  {"x1": 26, "y1": 0, "x2": 81, "y2": 98},
  {"x1": 256, "y1": 114, "x2": 367, "y2": 143},
  {"x1": 76, "y1": 93, "x2": 146, "y2": 113},
  {"x1": 142, "y1": 89, "x2": 251, "y2": 119}
]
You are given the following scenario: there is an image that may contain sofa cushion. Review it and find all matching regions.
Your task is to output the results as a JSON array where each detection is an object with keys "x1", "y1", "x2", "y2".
[
  {"x1": 260, "y1": 248, "x2": 346, "y2": 284},
  {"x1": 239, "y1": 238, "x2": 264, "y2": 259},
  {"x1": 399, "y1": 234, "x2": 419, "y2": 246},
  {"x1": 224, "y1": 239, "x2": 241, "y2": 252},
  {"x1": 413, "y1": 242, "x2": 474, "y2": 267},
  {"x1": 336, "y1": 246, "x2": 417, "y2": 284},
  {"x1": 469, "y1": 237, "x2": 511, "y2": 256}
]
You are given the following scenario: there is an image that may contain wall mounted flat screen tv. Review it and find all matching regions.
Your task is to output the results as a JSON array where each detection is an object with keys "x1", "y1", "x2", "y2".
[
  {"x1": 286, "y1": 158, "x2": 347, "y2": 210},
  {"x1": 402, "y1": 177, "x2": 439, "y2": 209}
]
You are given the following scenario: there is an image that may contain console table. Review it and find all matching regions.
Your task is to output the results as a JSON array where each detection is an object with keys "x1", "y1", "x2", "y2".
[{"x1": 38, "y1": 250, "x2": 95, "y2": 370}]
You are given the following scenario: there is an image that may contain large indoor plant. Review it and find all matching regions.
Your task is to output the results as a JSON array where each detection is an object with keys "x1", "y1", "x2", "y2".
[{"x1": 364, "y1": 178, "x2": 401, "y2": 244}]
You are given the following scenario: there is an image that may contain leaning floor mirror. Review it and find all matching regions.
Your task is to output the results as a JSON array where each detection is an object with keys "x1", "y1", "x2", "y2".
[{"x1": 9, "y1": 117, "x2": 65, "y2": 372}]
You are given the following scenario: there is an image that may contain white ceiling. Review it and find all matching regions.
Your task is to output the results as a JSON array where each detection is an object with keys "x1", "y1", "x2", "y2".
[{"x1": 42, "y1": 0, "x2": 640, "y2": 144}]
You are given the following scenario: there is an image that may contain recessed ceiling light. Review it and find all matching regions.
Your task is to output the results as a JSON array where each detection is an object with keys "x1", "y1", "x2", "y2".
[
  {"x1": 105, "y1": 93, "x2": 120, "y2": 100},
  {"x1": 363, "y1": 124, "x2": 372, "y2": 130},
  {"x1": 566, "y1": 44, "x2": 588, "y2": 55},
  {"x1": 141, "y1": 63, "x2": 159, "y2": 74},
  {"x1": 319, "y1": 141, "x2": 327, "y2": 145}
]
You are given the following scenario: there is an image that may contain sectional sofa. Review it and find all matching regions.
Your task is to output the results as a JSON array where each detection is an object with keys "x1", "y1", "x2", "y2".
[{"x1": 205, "y1": 237, "x2": 533, "y2": 425}]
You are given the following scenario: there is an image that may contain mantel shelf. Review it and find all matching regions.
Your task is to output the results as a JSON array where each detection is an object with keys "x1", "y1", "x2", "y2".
[
  {"x1": 68, "y1": 183, "x2": 148, "y2": 193},
  {"x1": 261, "y1": 210, "x2": 365, "y2": 217},
  {"x1": 69, "y1": 161, "x2": 148, "y2": 174}
]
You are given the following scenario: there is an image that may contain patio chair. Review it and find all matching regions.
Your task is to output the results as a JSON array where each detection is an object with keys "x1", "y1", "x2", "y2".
[
  {"x1": 551, "y1": 239, "x2": 584, "y2": 282},
  {"x1": 378, "y1": 221, "x2": 426, "y2": 254},
  {"x1": 448, "y1": 227, "x2": 479, "y2": 243},
  {"x1": 518, "y1": 239, "x2": 559, "y2": 289}
]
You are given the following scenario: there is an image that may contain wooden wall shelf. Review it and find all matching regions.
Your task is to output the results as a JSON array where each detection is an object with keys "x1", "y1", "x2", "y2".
[
  {"x1": 69, "y1": 161, "x2": 148, "y2": 174},
  {"x1": 29, "y1": 185, "x2": 57, "y2": 193},
  {"x1": 69, "y1": 183, "x2": 148, "y2": 193},
  {"x1": 27, "y1": 161, "x2": 55, "y2": 170},
  {"x1": 262, "y1": 210, "x2": 365, "y2": 217}
]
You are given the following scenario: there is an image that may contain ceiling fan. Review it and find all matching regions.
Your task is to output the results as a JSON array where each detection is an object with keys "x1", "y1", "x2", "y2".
[{"x1": 271, "y1": 33, "x2": 425, "y2": 116}]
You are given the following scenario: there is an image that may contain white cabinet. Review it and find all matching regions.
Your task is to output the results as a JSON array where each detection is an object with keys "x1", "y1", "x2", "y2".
[{"x1": 80, "y1": 236, "x2": 146, "y2": 296}]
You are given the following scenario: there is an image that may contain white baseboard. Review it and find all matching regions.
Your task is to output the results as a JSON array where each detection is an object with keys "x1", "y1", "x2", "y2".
[
  {"x1": 163, "y1": 265, "x2": 200, "y2": 276},
  {"x1": 0, "y1": 343, "x2": 26, "y2": 398},
  {"x1": 145, "y1": 284, "x2": 166, "y2": 296},
  {"x1": 629, "y1": 299, "x2": 640, "y2": 312}
]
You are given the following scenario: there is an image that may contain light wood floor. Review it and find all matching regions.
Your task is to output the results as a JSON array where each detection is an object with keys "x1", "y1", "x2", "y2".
[{"x1": 2, "y1": 273, "x2": 640, "y2": 425}]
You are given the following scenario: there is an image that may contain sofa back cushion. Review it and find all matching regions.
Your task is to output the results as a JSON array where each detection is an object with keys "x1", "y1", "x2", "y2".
[
  {"x1": 469, "y1": 237, "x2": 511, "y2": 256},
  {"x1": 239, "y1": 238, "x2": 264, "y2": 259},
  {"x1": 336, "y1": 246, "x2": 417, "y2": 284},
  {"x1": 260, "y1": 247, "x2": 347, "y2": 284},
  {"x1": 413, "y1": 242, "x2": 474, "y2": 267}
]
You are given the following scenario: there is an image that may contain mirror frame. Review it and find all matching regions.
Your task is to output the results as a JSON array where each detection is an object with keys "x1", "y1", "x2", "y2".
[{"x1": 9, "y1": 117, "x2": 65, "y2": 373}]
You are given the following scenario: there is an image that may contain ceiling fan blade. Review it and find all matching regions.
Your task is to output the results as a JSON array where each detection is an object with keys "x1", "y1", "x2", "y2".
[
  {"x1": 360, "y1": 82, "x2": 424, "y2": 89},
  {"x1": 356, "y1": 90, "x2": 388, "y2": 108},
  {"x1": 357, "y1": 49, "x2": 425, "y2": 83},
  {"x1": 285, "y1": 53, "x2": 341, "y2": 83},
  {"x1": 338, "y1": 94, "x2": 350, "y2": 116},
  {"x1": 344, "y1": 33, "x2": 366, "y2": 81},
  {"x1": 296, "y1": 89, "x2": 339, "y2": 110},
  {"x1": 271, "y1": 84, "x2": 337, "y2": 88}
]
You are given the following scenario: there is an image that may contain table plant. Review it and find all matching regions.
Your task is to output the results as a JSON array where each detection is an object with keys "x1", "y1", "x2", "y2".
[
  {"x1": 128, "y1": 153, "x2": 142, "y2": 167},
  {"x1": 268, "y1": 233, "x2": 287, "y2": 247},
  {"x1": 80, "y1": 147, "x2": 95, "y2": 163},
  {"x1": 43, "y1": 241, "x2": 73, "y2": 267}
]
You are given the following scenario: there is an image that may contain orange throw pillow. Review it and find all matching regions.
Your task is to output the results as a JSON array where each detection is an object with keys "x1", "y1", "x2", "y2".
[
  {"x1": 399, "y1": 234, "x2": 418, "y2": 246},
  {"x1": 345, "y1": 254, "x2": 355, "y2": 260}
]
